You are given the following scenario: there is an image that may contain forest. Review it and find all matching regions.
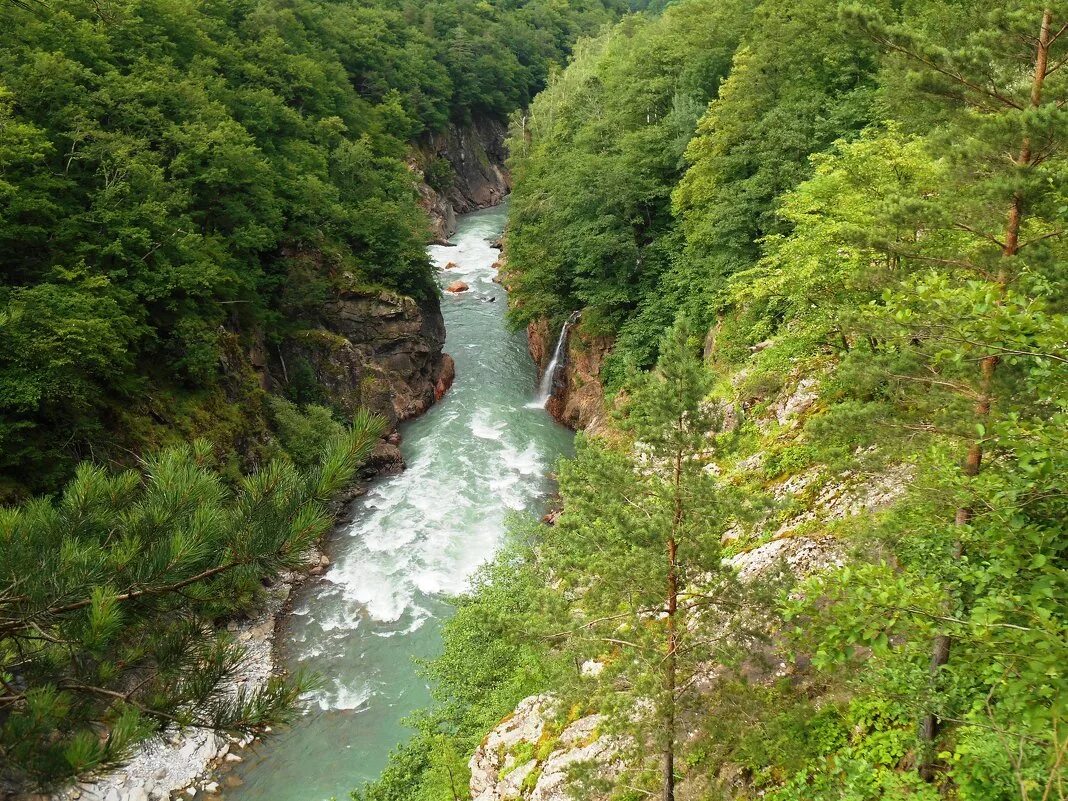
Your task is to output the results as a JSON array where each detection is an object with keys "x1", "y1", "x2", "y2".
[
  {"x1": 361, "y1": 1, "x2": 1068, "y2": 800},
  {"x1": 0, "y1": 0, "x2": 629, "y2": 501},
  {"x1": 0, "y1": 0, "x2": 630, "y2": 788},
  {"x1": 1, "y1": 0, "x2": 1065, "y2": 798}
]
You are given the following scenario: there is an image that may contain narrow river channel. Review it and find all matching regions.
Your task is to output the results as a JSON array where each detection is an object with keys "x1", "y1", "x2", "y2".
[{"x1": 224, "y1": 203, "x2": 573, "y2": 801}]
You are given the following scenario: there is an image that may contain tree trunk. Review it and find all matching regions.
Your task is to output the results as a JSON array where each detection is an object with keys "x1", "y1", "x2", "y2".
[
  {"x1": 663, "y1": 533, "x2": 678, "y2": 801},
  {"x1": 662, "y1": 450, "x2": 683, "y2": 801},
  {"x1": 917, "y1": 7, "x2": 1052, "y2": 778}
]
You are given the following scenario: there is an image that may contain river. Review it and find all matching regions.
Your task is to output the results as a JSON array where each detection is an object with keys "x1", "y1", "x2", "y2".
[{"x1": 223, "y1": 202, "x2": 573, "y2": 801}]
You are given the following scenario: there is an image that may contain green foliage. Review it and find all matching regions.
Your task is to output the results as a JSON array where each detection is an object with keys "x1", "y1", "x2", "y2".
[
  {"x1": 764, "y1": 4, "x2": 1068, "y2": 797},
  {"x1": 422, "y1": 157, "x2": 454, "y2": 194},
  {"x1": 380, "y1": 2, "x2": 1068, "y2": 801},
  {"x1": 505, "y1": 0, "x2": 754, "y2": 339},
  {"x1": 0, "y1": 0, "x2": 630, "y2": 497},
  {"x1": 505, "y1": 0, "x2": 890, "y2": 374},
  {"x1": 0, "y1": 411, "x2": 384, "y2": 787},
  {"x1": 266, "y1": 396, "x2": 346, "y2": 469}
]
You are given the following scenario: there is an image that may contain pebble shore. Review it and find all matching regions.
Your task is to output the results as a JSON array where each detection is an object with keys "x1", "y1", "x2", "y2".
[{"x1": 44, "y1": 549, "x2": 331, "y2": 801}]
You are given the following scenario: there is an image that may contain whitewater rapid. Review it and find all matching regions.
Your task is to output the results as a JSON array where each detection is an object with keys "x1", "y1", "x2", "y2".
[{"x1": 224, "y1": 203, "x2": 573, "y2": 801}]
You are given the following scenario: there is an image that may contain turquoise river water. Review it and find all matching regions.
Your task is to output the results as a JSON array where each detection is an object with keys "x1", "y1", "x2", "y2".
[{"x1": 224, "y1": 203, "x2": 573, "y2": 801}]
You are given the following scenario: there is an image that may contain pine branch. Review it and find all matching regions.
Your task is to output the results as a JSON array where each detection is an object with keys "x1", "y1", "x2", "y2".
[
  {"x1": 844, "y1": 7, "x2": 1026, "y2": 110},
  {"x1": 0, "y1": 562, "x2": 238, "y2": 635}
]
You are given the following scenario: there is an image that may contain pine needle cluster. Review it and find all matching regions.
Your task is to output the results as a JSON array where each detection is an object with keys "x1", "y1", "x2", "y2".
[{"x1": 0, "y1": 410, "x2": 384, "y2": 788}]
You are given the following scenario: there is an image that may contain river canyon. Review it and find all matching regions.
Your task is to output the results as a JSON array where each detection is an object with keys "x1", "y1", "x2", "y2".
[{"x1": 223, "y1": 203, "x2": 573, "y2": 801}]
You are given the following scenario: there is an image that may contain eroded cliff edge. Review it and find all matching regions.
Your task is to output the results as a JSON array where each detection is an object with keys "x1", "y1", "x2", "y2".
[
  {"x1": 273, "y1": 290, "x2": 454, "y2": 472},
  {"x1": 414, "y1": 117, "x2": 511, "y2": 243}
]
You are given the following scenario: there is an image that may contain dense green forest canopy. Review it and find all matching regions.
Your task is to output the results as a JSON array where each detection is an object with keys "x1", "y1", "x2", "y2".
[
  {"x1": 0, "y1": 0, "x2": 630, "y2": 500},
  {"x1": 2, "y1": 0, "x2": 1065, "y2": 796},
  {"x1": 366, "y1": 1, "x2": 1068, "y2": 800},
  {"x1": 505, "y1": 0, "x2": 888, "y2": 378}
]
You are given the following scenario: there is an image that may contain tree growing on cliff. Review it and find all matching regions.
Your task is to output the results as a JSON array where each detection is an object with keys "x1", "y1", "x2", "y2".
[
  {"x1": 0, "y1": 411, "x2": 384, "y2": 788},
  {"x1": 849, "y1": 0, "x2": 1068, "y2": 781},
  {"x1": 764, "y1": 3, "x2": 1068, "y2": 794},
  {"x1": 539, "y1": 320, "x2": 754, "y2": 801}
]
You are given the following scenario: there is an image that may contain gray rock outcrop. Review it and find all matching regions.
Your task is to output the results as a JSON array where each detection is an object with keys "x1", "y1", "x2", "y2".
[
  {"x1": 416, "y1": 117, "x2": 511, "y2": 242},
  {"x1": 470, "y1": 696, "x2": 623, "y2": 801},
  {"x1": 280, "y1": 290, "x2": 454, "y2": 430}
]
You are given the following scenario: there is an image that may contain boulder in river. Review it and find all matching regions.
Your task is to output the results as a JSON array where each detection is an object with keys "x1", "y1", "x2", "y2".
[
  {"x1": 445, "y1": 281, "x2": 469, "y2": 293},
  {"x1": 367, "y1": 440, "x2": 405, "y2": 476},
  {"x1": 443, "y1": 261, "x2": 460, "y2": 270},
  {"x1": 435, "y1": 354, "x2": 456, "y2": 401}
]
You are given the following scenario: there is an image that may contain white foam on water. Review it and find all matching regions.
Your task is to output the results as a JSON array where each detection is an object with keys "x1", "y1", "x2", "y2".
[
  {"x1": 313, "y1": 602, "x2": 365, "y2": 633},
  {"x1": 318, "y1": 681, "x2": 372, "y2": 712},
  {"x1": 501, "y1": 442, "x2": 542, "y2": 476},
  {"x1": 471, "y1": 412, "x2": 505, "y2": 440},
  {"x1": 227, "y1": 205, "x2": 574, "y2": 801},
  {"x1": 372, "y1": 613, "x2": 428, "y2": 638}
]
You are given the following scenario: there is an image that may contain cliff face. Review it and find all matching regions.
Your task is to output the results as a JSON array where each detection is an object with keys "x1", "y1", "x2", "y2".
[
  {"x1": 265, "y1": 290, "x2": 453, "y2": 475},
  {"x1": 278, "y1": 290, "x2": 453, "y2": 430},
  {"x1": 527, "y1": 319, "x2": 609, "y2": 433},
  {"x1": 415, "y1": 117, "x2": 511, "y2": 242}
]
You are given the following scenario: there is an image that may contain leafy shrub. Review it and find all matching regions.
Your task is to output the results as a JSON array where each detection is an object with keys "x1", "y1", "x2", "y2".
[
  {"x1": 423, "y1": 157, "x2": 454, "y2": 194},
  {"x1": 266, "y1": 396, "x2": 346, "y2": 469}
]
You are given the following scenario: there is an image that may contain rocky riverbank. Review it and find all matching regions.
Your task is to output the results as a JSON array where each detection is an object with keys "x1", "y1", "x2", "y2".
[
  {"x1": 47, "y1": 543, "x2": 331, "y2": 801},
  {"x1": 413, "y1": 117, "x2": 511, "y2": 243}
]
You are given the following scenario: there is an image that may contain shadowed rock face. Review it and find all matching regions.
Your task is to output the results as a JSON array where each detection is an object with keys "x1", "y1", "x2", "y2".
[
  {"x1": 418, "y1": 117, "x2": 511, "y2": 242},
  {"x1": 280, "y1": 290, "x2": 454, "y2": 430}
]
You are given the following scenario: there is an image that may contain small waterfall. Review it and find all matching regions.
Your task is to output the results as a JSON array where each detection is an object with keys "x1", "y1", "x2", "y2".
[{"x1": 534, "y1": 311, "x2": 580, "y2": 407}]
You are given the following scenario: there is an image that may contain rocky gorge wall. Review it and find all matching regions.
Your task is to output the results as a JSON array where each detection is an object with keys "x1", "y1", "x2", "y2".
[
  {"x1": 526, "y1": 318, "x2": 610, "y2": 434},
  {"x1": 273, "y1": 290, "x2": 454, "y2": 473},
  {"x1": 414, "y1": 117, "x2": 512, "y2": 243}
]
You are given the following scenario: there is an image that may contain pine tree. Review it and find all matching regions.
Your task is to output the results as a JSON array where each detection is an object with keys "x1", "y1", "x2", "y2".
[
  {"x1": 843, "y1": 1, "x2": 1068, "y2": 777},
  {"x1": 0, "y1": 410, "x2": 384, "y2": 788},
  {"x1": 540, "y1": 319, "x2": 751, "y2": 801}
]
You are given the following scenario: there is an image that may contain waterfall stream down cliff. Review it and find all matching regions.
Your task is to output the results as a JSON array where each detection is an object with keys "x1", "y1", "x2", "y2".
[
  {"x1": 222, "y1": 203, "x2": 572, "y2": 801},
  {"x1": 532, "y1": 311, "x2": 580, "y2": 407}
]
